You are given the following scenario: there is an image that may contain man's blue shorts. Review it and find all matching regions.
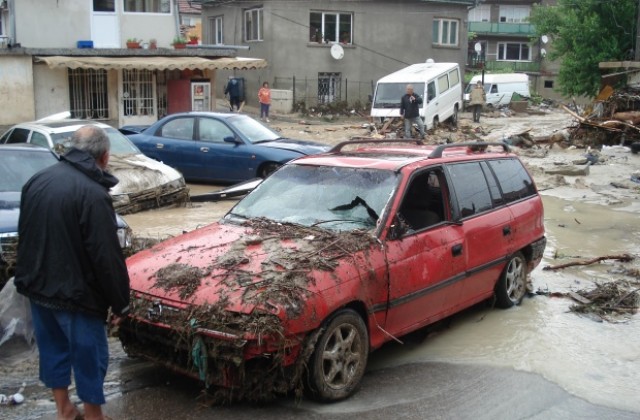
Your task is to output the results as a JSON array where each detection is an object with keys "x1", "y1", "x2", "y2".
[{"x1": 30, "y1": 302, "x2": 108, "y2": 405}]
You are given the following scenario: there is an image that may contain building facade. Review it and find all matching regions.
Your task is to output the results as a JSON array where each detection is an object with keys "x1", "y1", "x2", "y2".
[
  {"x1": 0, "y1": 0, "x2": 263, "y2": 126},
  {"x1": 200, "y1": 0, "x2": 476, "y2": 108},
  {"x1": 467, "y1": 0, "x2": 560, "y2": 99}
]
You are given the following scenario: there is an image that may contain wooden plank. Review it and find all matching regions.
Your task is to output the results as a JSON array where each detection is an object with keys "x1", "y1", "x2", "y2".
[{"x1": 568, "y1": 291, "x2": 592, "y2": 305}]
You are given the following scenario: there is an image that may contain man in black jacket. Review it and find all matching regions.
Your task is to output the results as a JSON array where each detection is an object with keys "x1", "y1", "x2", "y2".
[
  {"x1": 400, "y1": 84, "x2": 426, "y2": 139},
  {"x1": 15, "y1": 125, "x2": 130, "y2": 420}
]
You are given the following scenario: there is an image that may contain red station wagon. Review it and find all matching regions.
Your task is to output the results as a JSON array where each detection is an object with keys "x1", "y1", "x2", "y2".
[{"x1": 120, "y1": 140, "x2": 546, "y2": 402}]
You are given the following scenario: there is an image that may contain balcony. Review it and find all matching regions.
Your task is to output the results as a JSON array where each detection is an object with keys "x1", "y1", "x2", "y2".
[
  {"x1": 467, "y1": 55, "x2": 541, "y2": 73},
  {"x1": 468, "y1": 22, "x2": 536, "y2": 36}
]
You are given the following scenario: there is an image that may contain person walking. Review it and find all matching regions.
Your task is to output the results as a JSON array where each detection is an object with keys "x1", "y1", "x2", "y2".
[
  {"x1": 14, "y1": 125, "x2": 130, "y2": 420},
  {"x1": 224, "y1": 76, "x2": 241, "y2": 112},
  {"x1": 469, "y1": 80, "x2": 486, "y2": 123},
  {"x1": 258, "y1": 82, "x2": 272, "y2": 122},
  {"x1": 400, "y1": 84, "x2": 425, "y2": 139}
]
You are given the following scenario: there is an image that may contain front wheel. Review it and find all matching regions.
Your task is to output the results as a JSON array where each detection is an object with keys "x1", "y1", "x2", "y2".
[
  {"x1": 306, "y1": 309, "x2": 369, "y2": 401},
  {"x1": 450, "y1": 105, "x2": 458, "y2": 127},
  {"x1": 258, "y1": 162, "x2": 280, "y2": 178},
  {"x1": 432, "y1": 117, "x2": 439, "y2": 130},
  {"x1": 495, "y1": 252, "x2": 528, "y2": 308}
]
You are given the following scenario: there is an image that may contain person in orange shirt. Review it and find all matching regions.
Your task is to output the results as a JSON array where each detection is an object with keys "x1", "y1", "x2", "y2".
[{"x1": 258, "y1": 82, "x2": 272, "y2": 122}]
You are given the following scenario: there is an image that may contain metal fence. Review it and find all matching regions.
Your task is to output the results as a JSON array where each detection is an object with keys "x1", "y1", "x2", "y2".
[{"x1": 273, "y1": 76, "x2": 375, "y2": 107}]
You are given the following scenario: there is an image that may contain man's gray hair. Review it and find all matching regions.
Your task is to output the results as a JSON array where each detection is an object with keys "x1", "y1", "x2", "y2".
[
  {"x1": 70, "y1": 125, "x2": 110, "y2": 160},
  {"x1": 406, "y1": 84, "x2": 414, "y2": 90}
]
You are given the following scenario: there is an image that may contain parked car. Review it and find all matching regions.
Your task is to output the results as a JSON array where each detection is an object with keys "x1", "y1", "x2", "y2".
[
  {"x1": 119, "y1": 140, "x2": 546, "y2": 402},
  {"x1": 463, "y1": 73, "x2": 531, "y2": 108},
  {"x1": 0, "y1": 144, "x2": 132, "y2": 290},
  {"x1": 0, "y1": 117, "x2": 189, "y2": 214},
  {"x1": 121, "y1": 112, "x2": 330, "y2": 183}
]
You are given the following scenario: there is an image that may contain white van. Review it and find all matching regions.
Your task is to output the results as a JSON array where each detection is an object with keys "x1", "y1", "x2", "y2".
[
  {"x1": 464, "y1": 73, "x2": 530, "y2": 107},
  {"x1": 371, "y1": 62, "x2": 462, "y2": 129}
]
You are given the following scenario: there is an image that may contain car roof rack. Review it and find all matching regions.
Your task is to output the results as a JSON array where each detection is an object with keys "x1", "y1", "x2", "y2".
[
  {"x1": 428, "y1": 142, "x2": 510, "y2": 159},
  {"x1": 329, "y1": 138, "x2": 424, "y2": 153}
]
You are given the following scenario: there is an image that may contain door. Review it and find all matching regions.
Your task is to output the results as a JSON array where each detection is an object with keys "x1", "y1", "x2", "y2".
[
  {"x1": 167, "y1": 79, "x2": 192, "y2": 115},
  {"x1": 91, "y1": 0, "x2": 120, "y2": 48},
  {"x1": 119, "y1": 69, "x2": 158, "y2": 127},
  {"x1": 384, "y1": 168, "x2": 466, "y2": 336},
  {"x1": 197, "y1": 117, "x2": 253, "y2": 181},
  {"x1": 145, "y1": 116, "x2": 195, "y2": 175},
  {"x1": 423, "y1": 80, "x2": 437, "y2": 129}
]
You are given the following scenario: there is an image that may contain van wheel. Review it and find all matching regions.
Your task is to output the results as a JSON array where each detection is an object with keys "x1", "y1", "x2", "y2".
[
  {"x1": 306, "y1": 309, "x2": 369, "y2": 401},
  {"x1": 450, "y1": 106, "x2": 458, "y2": 127},
  {"x1": 495, "y1": 252, "x2": 527, "y2": 308},
  {"x1": 432, "y1": 117, "x2": 439, "y2": 130}
]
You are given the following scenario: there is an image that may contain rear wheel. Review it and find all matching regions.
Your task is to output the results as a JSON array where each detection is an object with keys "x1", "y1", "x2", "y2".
[
  {"x1": 306, "y1": 309, "x2": 369, "y2": 401},
  {"x1": 432, "y1": 116, "x2": 439, "y2": 130},
  {"x1": 495, "y1": 252, "x2": 527, "y2": 308},
  {"x1": 258, "y1": 162, "x2": 280, "y2": 178},
  {"x1": 450, "y1": 105, "x2": 459, "y2": 127}
]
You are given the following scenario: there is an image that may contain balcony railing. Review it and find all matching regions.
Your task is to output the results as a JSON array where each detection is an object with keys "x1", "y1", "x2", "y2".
[
  {"x1": 467, "y1": 56, "x2": 541, "y2": 73},
  {"x1": 468, "y1": 22, "x2": 536, "y2": 36}
]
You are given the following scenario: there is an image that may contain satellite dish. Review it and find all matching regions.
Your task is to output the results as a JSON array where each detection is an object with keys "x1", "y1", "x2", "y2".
[
  {"x1": 474, "y1": 42, "x2": 482, "y2": 53},
  {"x1": 426, "y1": 58, "x2": 435, "y2": 64},
  {"x1": 541, "y1": 35, "x2": 549, "y2": 44},
  {"x1": 330, "y1": 44, "x2": 344, "y2": 60},
  {"x1": 540, "y1": 48, "x2": 547, "y2": 57}
]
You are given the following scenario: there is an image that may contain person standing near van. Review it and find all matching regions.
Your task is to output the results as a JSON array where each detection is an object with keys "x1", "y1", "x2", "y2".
[
  {"x1": 400, "y1": 84, "x2": 425, "y2": 139},
  {"x1": 469, "y1": 80, "x2": 486, "y2": 123},
  {"x1": 258, "y1": 82, "x2": 272, "y2": 122}
]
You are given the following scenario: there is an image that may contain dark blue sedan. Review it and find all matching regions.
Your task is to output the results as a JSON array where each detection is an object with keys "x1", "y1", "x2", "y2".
[{"x1": 122, "y1": 113, "x2": 330, "y2": 183}]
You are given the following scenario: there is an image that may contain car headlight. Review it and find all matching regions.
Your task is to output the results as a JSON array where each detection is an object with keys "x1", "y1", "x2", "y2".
[{"x1": 117, "y1": 226, "x2": 133, "y2": 249}]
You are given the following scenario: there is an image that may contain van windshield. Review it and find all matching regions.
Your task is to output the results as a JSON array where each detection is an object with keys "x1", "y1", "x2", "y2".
[{"x1": 373, "y1": 83, "x2": 425, "y2": 108}]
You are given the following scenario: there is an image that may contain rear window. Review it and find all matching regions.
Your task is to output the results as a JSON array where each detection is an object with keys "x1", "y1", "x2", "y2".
[
  {"x1": 448, "y1": 69, "x2": 460, "y2": 87},
  {"x1": 437, "y1": 75, "x2": 449, "y2": 93},
  {"x1": 488, "y1": 159, "x2": 536, "y2": 203},
  {"x1": 447, "y1": 162, "x2": 493, "y2": 218},
  {"x1": 5, "y1": 128, "x2": 30, "y2": 144}
]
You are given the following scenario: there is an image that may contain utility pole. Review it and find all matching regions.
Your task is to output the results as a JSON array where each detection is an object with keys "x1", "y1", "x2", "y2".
[{"x1": 636, "y1": 0, "x2": 640, "y2": 60}]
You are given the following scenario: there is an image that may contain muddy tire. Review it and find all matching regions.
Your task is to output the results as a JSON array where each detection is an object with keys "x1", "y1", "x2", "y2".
[
  {"x1": 306, "y1": 309, "x2": 369, "y2": 401},
  {"x1": 432, "y1": 117, "x2": 439, "y2": 130},
  {"x1": 258, "y1": 162, "x2": 280, "y2": 178},
  {"x1": 495, "y1": 252, "x2": 528, "y2": 308},
  {"x1": 450, "y1": 105, "x2": 458, "y2": 127}
]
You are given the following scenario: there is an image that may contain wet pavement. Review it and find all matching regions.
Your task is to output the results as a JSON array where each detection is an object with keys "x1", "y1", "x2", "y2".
[{"x1": 2, "y1": 113, "x2": 640, "y2": 419}]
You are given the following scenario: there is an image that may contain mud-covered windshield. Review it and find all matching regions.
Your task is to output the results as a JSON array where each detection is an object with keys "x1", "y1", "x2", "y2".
[
  {"x1": 373, "y1": 82, "x2": 425, "y2": 109},
  {"x1": 228, "y1": 164, "x2": 399, "y2": 231},
  {"x1": 228, "y1": 115, "x2": 280, "y2": 143},
  {"x1": 0, "y1": 150, "x2": 57, "y2": 192}
]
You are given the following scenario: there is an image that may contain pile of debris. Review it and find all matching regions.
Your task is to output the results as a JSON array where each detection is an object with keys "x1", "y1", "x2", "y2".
[{"x1": 565, "y1": 86, "x2": 640, "y2": 148}]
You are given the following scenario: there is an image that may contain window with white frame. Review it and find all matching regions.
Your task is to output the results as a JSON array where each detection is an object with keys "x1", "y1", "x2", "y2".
[
  {"x1": 497, "y1": 42, "x2": 531, "y2": 61},
  {"x1": 68, "y1": 69, "x2": 110, "y2": 120},
  {"x1": 244, "y1": 7, "x2": 263, "y2": 42},
  {"x1": 123, "y1": 0, "x2": 171, "y2": 14},
  {"x1": 309, "y1": 11, "x2": 352, "y2": 44},
  {"x1": 432, "y1": 18, "x2": 459, "y2": 46},
  {"x1": 209, "y1": 16, "x2": 223, "y2": 45},
  {"x1": 499, "y1": 5, "x2": 530, "y2": 23},
  {"x1": 468, "y1": 5, "x2": 490, "y2": 22}
]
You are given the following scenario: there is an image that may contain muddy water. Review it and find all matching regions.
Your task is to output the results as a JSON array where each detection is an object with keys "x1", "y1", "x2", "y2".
[{"x1": 369, "y1": 195, "x2": 640, "y2": 413}]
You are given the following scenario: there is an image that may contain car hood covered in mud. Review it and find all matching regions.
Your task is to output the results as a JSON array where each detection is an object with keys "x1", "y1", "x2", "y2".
[{"x1": 126, "y1": 218, "x2": 377, "y2": 321}]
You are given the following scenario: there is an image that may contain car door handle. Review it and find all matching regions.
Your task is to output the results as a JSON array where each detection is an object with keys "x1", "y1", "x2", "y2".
[
  {"x1": 503, "y1": 226, "x2": 512, "y2": 236},
  {"x1": 156, "y1": 143, "x2": 164, "y2": 149},
  {"x1": 452, "y1": 243, "x2": 463, "y2": 257},
  {"x1": 200, "y1": 147, "x2": 209, "y2": 153}
]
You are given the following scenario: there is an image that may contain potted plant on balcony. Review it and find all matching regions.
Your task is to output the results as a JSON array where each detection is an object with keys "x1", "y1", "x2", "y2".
[
  {"x1": 172, "y1": 36, "x2": 188, "y2": 49},
  {"x1": 126, "y1": 38, "x2": 141, "y2": 49},
  {"x1": 188, "y1": 35, "x2": 199, "y2": 45}
]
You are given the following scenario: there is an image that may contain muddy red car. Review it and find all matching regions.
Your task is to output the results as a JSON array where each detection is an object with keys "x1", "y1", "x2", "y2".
[{"x1": 120, "y1": 140, "x2": 546, "y2": 401}]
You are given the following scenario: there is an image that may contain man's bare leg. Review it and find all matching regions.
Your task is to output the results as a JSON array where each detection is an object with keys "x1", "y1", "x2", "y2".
[
  {"x1": 84, "y1": 403, "x2": 105, "y2": 420},
  {"x1": 52, "y1": 388, "x2": 81, "y2": 420}
]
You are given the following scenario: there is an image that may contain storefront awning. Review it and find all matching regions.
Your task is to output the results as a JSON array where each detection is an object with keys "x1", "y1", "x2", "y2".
[{"x1": 35, "y1": 56, "x2": 267, "y2": 71}]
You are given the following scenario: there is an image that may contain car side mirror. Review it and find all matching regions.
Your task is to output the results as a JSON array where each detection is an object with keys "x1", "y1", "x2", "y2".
[
  {"x1": 387, "y1": 215, "x2": 408, "y2": 241},
  {"x1": 224, "y1": 136, "x2": 240, "y2": 144}
]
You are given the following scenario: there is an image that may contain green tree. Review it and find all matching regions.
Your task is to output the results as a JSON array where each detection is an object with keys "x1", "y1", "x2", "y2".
[{"x1": 530, "y1": 0, "x2": 637, "y2": 97}]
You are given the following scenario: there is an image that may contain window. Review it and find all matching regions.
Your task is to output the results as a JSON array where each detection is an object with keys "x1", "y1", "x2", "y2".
[
  {"x1": 318, "y1": 72, "x2": 341, "y2": 104},
  {"x1": 30, "y1": 132, "x2": 50, "y2": 148},
  {"x1": 160, "y1": 117, "x2": 194, "y2": 140},
  {"x1": 447, "y1": 162, "x2": 493, "y2": 218},
  {"x1": 244, "y1": 7, "x2": 263, "y2": 41},
  {"x1": 499, "y1": 5, "x2": 530, "y2": 23},
  {"x1": 488, "y1": 159, "x2": 536, "y2": 203},
  {"x1": 433, "y1": 18, "x2": 458, "y2": 46},
  {"x1": 199, "y1": 118, "x2": 234, "y2": 143},
  {"x1": 468, "y1": 5, "x2": 490, "y2": 22},
  {"x1": 69, "y1": 69, "x2": 109, "y2": 120},
  {"x1": 310, "y1": 11, "x2": 353, "y2": 44},
  {"x1": 427, "y1": 81, "x2": 436, "y2": 102},
  {"x1": 448, "y1": 69, "x2": 460, "y2": 87},
  {"x1": 437, "y1": 75, "x2": 449, "y2": 93},
  {"x1": 122, "y1": 69, "x2": 155, "y2": 117},
  {"x1": 544, "y1": 80, "x2": 554, "y2": 89},
  {"x1": 124, "y1": 0, "x2": 171, "y2": 14},
  {"x1": 209, "y1": 16, "x2": 223, "y2": 45},
  {"x1": 93, "y1": 0, "x2": 115, "y2": 12},
  {"x1": 497, "y1": 42, "x2": 530, "y2": 61},
  {"x1": 5, "y1": 128, "x2": 30, "y2": 144},
  {"x1": 398, "y1": 169, "x2": 446, "y2": 232}
]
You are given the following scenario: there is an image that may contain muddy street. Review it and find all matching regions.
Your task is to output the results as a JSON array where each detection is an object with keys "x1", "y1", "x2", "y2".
[{"x1": 2, "y1": 112, "x2": 640, "y2": 419}]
